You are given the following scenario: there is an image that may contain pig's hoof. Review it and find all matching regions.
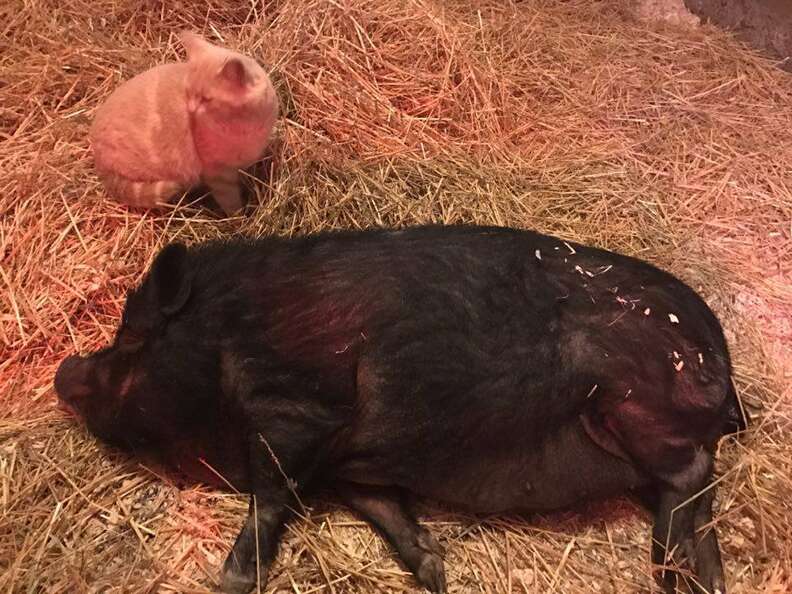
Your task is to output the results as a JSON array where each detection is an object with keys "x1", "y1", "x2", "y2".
[
  {"x1": 415, "y1": 552, "x2": 447, "y2": 593},
  {"x1": 219, "y1": 567, "x2": 257, "y2": 594}
]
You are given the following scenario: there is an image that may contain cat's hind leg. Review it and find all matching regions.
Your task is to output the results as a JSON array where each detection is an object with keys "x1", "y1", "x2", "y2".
[{"x1": 99, "y1": 172, "x2": 185, "y2": 209}]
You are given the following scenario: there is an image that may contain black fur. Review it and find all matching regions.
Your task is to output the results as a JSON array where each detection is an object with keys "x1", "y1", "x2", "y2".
[{"x1": 54, "y1": 224, "x2": 744, "y2": 594}]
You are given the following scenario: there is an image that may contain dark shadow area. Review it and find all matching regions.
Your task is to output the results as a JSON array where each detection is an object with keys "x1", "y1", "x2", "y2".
[{"x1": 686, "y1": 0, "x2": 792, "y2": 70}]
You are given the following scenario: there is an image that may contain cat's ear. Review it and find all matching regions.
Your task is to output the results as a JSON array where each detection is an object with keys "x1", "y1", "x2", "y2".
[
  {"x1": 219, "y1": 58, "x2": 252, "y2": 89},
  {"x1": 179, "y1": 31, "x2": 211, "y2": 60}
]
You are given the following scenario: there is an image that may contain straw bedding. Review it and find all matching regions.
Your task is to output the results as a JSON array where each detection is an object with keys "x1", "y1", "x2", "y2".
[{"x1": 1, "y1": 0, "x2": 791, "y2": 592}]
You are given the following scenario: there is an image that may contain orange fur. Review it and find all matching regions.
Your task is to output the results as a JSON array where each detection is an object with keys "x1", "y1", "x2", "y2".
[{"x1": 90, "y1": 32, "x2": 279, "y2": 215}]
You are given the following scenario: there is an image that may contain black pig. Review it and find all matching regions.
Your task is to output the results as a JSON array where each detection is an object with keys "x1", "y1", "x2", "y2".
[{"x1": 54, "y1": 225, "x2": 745, "y2": 594}]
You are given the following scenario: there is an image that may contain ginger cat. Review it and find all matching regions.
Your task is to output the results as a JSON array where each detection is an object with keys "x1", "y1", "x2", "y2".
[{"x1": 90, "y1": 32, "x2": 279, "y2": 216}]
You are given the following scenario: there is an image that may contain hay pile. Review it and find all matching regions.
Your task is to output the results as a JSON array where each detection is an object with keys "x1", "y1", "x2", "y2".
[{"x1": 1, "y1": 0, "x2": 791, "y2": 592}]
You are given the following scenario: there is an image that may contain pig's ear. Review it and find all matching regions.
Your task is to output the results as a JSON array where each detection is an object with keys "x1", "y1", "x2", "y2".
[{"x1": 150, "y1": 243, "x2": 192, "y2": 316}]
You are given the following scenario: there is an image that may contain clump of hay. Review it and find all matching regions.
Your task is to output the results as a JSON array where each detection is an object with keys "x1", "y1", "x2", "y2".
[{"x1": 1, "y1": 0, "x2": 791, "y2": 592}]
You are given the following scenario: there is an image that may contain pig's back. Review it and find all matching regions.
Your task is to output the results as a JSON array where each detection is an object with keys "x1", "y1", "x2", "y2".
[{"x1": 193, "y1": 226, "x2": 726, "y2": 411}]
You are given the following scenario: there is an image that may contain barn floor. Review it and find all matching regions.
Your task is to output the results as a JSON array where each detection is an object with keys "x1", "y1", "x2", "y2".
[{"x1": 1, "y1": 0, "x2": 791, "y2": 592}]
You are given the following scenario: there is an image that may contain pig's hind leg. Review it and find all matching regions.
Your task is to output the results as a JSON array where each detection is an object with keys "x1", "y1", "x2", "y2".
[
  {"x1": 647, "y1": 449, "x2": 725, "y2": 594},
  {"x1": 336, "y1": 483, "x2": 447, "y2": 593},
  {"x1": 693, "y1": 487, "x2": 726, "y2": 594}
]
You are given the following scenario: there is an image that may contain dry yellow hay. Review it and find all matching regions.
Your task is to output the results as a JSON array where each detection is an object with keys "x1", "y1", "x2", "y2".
[{"x1": 1, "y1": 0, "x2": 791, "y2": 592}]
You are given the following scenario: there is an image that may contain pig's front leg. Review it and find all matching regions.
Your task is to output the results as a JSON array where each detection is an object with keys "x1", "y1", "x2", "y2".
[
  {"x1": 219, "y1": 428, "x2": 307, "y2": 594},
  {"x1": 220, "y1": 489, "x2": 289, "y2": 594},
  {"x1": 218, "y1": 379, "x2": 343, "y2": 594}
]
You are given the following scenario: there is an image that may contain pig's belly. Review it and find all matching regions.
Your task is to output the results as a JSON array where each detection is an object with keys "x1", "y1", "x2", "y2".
[{"x1": 403, "y1": 420, "x2": 647, "y2": 514}]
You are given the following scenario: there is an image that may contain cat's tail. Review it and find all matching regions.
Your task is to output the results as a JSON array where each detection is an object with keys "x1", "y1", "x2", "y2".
[{"x1": 98, "y1": 172, "x2": 185, "y2": 209}]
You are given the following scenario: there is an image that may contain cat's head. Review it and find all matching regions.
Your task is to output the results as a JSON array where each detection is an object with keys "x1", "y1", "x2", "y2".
[{"x1": 179, "y1": 31, "x2": 277, "y2": 119}]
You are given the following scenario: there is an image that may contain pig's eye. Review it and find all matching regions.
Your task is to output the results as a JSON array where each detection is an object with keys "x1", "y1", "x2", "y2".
[{"x1": 117, "y1": 328, "x2": 144, "y2": 350}]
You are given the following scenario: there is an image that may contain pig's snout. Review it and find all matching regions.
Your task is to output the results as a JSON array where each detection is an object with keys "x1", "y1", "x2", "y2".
[{"x1": 54, "y1": 355, "x2": 91, "y2": 404}]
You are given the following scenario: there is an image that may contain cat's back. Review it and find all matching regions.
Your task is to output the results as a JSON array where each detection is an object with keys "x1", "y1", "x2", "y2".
[
  {"x1": 91, "y1": 63, "x2": 201, "y2": 184},
  {"x1": 92, "y1": 63, "x2": 189, "y2": 139}
]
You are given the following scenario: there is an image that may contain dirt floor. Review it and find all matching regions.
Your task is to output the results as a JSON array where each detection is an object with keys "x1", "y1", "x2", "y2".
[{"x1": 1, "y1": 0, "x2": 791, "y2": 593}]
